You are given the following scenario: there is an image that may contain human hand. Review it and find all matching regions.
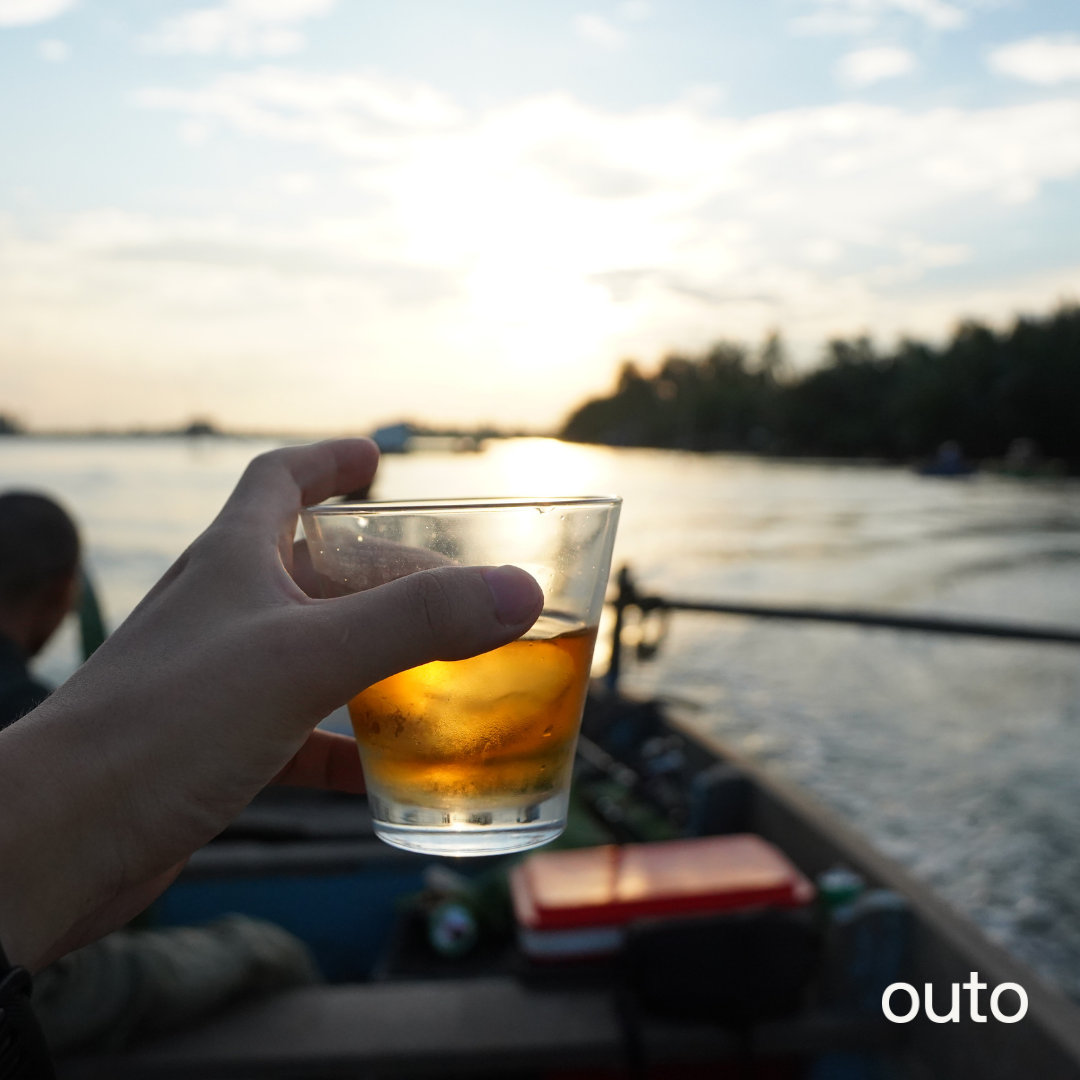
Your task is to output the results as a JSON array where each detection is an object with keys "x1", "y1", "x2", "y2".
[{"x1": 0, "y1": 440, "x2": 543, "y2": 970}]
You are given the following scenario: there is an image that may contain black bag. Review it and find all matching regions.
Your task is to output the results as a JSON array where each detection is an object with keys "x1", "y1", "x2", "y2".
[{"x1": 623, "y1": 908, "x2": 820, "y2": 1025}]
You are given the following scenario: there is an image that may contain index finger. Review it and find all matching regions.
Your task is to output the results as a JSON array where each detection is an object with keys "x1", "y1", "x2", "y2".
[{"x1": 220, "y1": 439, "x2": 380, "y2": 540}]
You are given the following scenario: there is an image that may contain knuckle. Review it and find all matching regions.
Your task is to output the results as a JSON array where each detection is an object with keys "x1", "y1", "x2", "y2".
[
  {"x1": 405, "y1": 569, "x2": 458, "y2": 643},
  {"x1": 243, "y1": 445, "x2": 304, "y2": 490},
  {"x1": 240, "y1": 449, "x2": 279, "y2": 483},
  {"x1": 250, "y1": 446, "x2": 289, "y2": 471}
]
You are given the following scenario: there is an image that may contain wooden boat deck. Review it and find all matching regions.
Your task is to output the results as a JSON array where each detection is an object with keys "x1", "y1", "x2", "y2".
[
  {"x1": 57, "y1": 976, "x2": 902, "y2": 1079},
  {"x1": 55, "y1": 705, "x2": 1080, "y2": 1080}
]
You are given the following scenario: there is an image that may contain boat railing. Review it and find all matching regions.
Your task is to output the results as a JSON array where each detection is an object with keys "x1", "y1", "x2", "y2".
[{"x1": 605, "y1": 565, "x2": 1080, "y2": 690}]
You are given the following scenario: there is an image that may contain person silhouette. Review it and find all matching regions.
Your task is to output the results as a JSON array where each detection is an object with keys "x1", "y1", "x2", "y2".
[{"x1": 0, "y1": 493, "x2": 80, "y2": 731}]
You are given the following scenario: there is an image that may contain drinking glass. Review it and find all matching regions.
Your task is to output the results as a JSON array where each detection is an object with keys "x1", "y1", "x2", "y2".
[{"x1": 301, "y1": 496, "x2": 621, "y2": 856}]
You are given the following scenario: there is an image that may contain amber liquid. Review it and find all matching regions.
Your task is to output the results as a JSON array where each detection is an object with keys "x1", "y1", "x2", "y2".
[{"x1": 348, "y1": 617, "x2": 597, "y2": 811}]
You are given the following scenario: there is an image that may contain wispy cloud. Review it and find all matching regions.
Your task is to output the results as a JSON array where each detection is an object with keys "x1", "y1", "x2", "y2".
[
  {"x1": 573, "y1": 13, "x2": 625, "y2": 50},
  {"x1": 38, "y1": 36, "x2": 68, "y2": 61},
  {"x1": 137, "y1": 67, "x2": 1080, "y2": 210},
  {"x1": 0, "y1": 0, "x2": 76, "y2": 28},
  {"x1": 792, "y1": 0, "x2": 974, "y2": 36},
  {"x1": 988, "y1": 35, "x2": 1080, "y2": 86},
  {"x1": 5, "y1": 70, "x2": 1080, "y2": 430},
  {"x1": 137, "y1": 68, "x2": 462, "y2": 155},
  {"x1": 130, "y1": 73, "x2": 1080, "y2": 353},
  {"x1": 836, "y1": 46, "x2": 916, "y2": 87},
  {"x1": 143, "y1": 0, "x2": 336, "y2": 58}
]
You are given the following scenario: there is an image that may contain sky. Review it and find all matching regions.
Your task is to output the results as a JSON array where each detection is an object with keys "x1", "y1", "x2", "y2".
[{"x1": 1, "y1": 0, "x2": 1079, "y2": 433}]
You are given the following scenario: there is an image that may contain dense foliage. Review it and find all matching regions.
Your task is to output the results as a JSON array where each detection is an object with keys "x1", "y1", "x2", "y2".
[{"x1": 559, "y1": 307, "x2": 1080, "y2": 468}]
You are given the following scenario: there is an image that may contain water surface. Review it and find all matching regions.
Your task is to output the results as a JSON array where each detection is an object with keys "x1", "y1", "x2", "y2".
[{"x1": 3, "y1": 436, "x2": 1080, "y2": 998}]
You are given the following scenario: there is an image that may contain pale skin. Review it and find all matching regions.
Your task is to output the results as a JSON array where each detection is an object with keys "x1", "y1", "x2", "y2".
[{"x1": 0, "y1": 439, "x2": 543, "y2": 972}]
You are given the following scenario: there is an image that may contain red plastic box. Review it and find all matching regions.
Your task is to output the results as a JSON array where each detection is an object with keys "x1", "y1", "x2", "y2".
[{"x1": 511, "y1": 834, "x2": 815, "y2": 961}]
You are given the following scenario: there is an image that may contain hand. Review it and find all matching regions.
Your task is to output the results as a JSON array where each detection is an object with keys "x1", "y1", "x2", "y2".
[{"x1": 0, "y1": 440, "x2": 543, "y2": 970}]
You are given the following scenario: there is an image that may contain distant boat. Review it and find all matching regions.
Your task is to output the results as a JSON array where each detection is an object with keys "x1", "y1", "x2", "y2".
[
  {"x1": 985, "y1": 438, "x2": 1067, "y2": 480},
  {"x1": 181, "y1": 420, "x2": 221, "y2": 438},
  {"x1": 369, "y1": 424, "x2": 481, "y2": 454},
  {"x1": 370, "y1": 423, "x2": 415, "y2": 454},
  {"x1": 408, "y1": 434, "x2": 481, "y2": 453},
  {"x1": 917, "y1": 440, "x2": 975, "y2": 477}
]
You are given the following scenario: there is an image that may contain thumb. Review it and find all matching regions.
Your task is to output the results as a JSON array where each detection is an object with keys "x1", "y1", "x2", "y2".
[{"x1": 298, "y1": 564, "x2": 544, "y2": 708}]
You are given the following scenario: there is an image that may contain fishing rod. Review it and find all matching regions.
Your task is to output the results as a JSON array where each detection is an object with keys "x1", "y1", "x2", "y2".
[{"x1": 606, "y1": 566, "x2": 1080, "y2": 690}]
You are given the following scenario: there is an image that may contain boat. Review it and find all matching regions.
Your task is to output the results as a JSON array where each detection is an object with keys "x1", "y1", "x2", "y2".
[
  {"x1": 369, "y1": 423, "x2": 482, "y2": 455},
  {"x1": 56, "y1": 575, "x2": 1080, "y2": 1080},
  {"x1": 916, "y1": 440, "x2": 976, "y2": 477}
]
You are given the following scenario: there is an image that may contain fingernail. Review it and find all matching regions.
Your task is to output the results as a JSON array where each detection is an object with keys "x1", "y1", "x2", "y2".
[{"x1": 481, "y1": 565, "x2": 542, "y2": 626}]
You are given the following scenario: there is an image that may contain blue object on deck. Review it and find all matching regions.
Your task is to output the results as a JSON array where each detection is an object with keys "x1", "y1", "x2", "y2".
[{"x1": 155, "y1": 868, "x2": 426, "y2": 982}]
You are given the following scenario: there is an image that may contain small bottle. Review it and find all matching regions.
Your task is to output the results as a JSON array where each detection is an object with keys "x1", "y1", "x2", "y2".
[{"x1": 816, "y1": 867, "x2": 865, "y2": 915}]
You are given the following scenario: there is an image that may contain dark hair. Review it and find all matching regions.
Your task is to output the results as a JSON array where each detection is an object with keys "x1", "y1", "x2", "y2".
[{"x1": 0, "y1": 492, "x2": 80, "y2": 608}]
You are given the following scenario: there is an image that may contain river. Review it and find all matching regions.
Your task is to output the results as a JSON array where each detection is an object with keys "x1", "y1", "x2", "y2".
[{"x1": 3, "y1": 435, "x2": 1080, "y2": 999}]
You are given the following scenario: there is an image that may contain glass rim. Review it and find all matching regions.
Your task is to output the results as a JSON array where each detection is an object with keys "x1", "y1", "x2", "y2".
[{"x1": 303, "y1": 495, "x2": 621, "y2": 515}]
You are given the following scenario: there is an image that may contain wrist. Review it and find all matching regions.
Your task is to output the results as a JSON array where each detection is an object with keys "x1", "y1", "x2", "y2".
[{"x1": 0, "y1": 700, "x2": 119, "y2": 971}]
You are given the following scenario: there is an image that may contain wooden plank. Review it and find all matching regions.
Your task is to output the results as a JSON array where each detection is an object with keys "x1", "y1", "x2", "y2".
[
  {"x1": 57, "y1": 983, "x2": 913, "y2": 1079},
  {"x1": 57, "y1": 978, "x2": 624, "y2": 1080},
  {"x1": 179, "y1": 839, "x2": 427, "y2": 880}
]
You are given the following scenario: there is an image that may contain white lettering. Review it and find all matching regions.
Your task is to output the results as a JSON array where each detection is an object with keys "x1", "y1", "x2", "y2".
[
  {"x1": 924, "y1": 982, "x2": 960, "y2": 1023},
  {"x1": 885, "y1": 977, "x2": 1027, "y2": 1023},
  {"x1": 963, "y1": 971, "x2": 987, "y2": 1022},
  {"x1": 990, "y1": 983, "x2": 1029, "y2": 1023},
  {"x1": 882, "y1": 982, "x2": 920, "y2": 1023}
]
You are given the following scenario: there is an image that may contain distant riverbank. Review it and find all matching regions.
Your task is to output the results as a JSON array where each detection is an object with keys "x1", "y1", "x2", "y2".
[{"x1": 559, "y1": 305, "x2": 1080, "y2": 474}]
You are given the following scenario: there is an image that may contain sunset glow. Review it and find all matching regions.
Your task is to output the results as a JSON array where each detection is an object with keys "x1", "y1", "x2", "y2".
[{"x1": 1, "y1": 1, "x2": 1078, "y2": 432}]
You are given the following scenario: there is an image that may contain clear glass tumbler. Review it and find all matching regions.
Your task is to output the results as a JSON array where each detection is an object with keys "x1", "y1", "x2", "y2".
[{"x1": 301, "y1": 496, "x2": 621, "y2": 856}]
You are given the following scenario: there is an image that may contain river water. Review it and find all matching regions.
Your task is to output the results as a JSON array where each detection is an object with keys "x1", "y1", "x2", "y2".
[{"x1": 3, "y1": 435, "x2": 1080, "y2": 999}]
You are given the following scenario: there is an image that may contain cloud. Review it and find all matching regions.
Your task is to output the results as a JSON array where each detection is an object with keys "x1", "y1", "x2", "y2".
[
  {"x1": 622, "y1": 1, "x2": 650, "y2": 20},
  {"x1": 573, "y1": 13, "x2": 625, "y2": 50},
  {"x1": 38, "y1": 36, "x2": 67, "y2": 60},
  {"x1": 144, "y1": 0, "x2": 336, "y2": 57},
  {"x1": 137, "y1": 68, "x2": 461, "y2": 156},
  {"x1": 5, "y1": 71, "x2": 1080, "y2": 431},
  {"x1": 988, "y1": 35, "x2": 1080, "y2": 86},
  {"x1": 792, "y1": 0, "x2": 973, "y2": 35},
  {"x1": 130, "y1": 73, "x2": 1080, "y2": 334},
  {"x1": 836, "y1": 46, "x2": 916, "y2": 87},
  {"x1": 137, "y1": 67, "x2": 1080, "y2": 209},
  {"x1": 0, "y1": 0, "x2": 75, "y2": 27}
]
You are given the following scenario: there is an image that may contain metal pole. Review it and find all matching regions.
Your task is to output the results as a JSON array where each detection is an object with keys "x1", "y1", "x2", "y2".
[
  {"x1": 637, "y1": 596, "x2": 1080, "y2": 646},
  {"x1": 605, "y1": 566, "x2": 635, "y2": 692},
  {"x1": 602, "y1": 568, "x2": 1080, "y2": 696}
]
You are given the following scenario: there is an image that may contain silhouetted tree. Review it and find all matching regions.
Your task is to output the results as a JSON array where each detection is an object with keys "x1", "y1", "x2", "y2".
[{"x1": 558, "y1": 307, "x2": 1080, "y2": 469}]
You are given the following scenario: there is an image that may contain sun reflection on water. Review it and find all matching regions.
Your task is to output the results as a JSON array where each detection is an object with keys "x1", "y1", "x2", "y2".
[{"x1": 481, "y1": 437, "x2": 609, "y2": 497}]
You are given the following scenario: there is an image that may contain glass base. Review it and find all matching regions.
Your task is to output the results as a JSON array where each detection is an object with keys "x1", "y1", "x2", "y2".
[
  {"x1": 373, "y1": 819, "x2": 565, "y2": 856},
  {"x1": 368, "y1": 789, "x2": 569, "y2": 856}
]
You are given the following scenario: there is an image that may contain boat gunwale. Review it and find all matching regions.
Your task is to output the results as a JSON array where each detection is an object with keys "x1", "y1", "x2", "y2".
[{"x1": 662, "y1": 707, "x2": 1080, "y2": 1077}]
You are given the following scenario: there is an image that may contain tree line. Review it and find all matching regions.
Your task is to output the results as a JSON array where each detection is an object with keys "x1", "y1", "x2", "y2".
[{"x1": 558, "y1": 306, "x2": 1080, "y2": 470}]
